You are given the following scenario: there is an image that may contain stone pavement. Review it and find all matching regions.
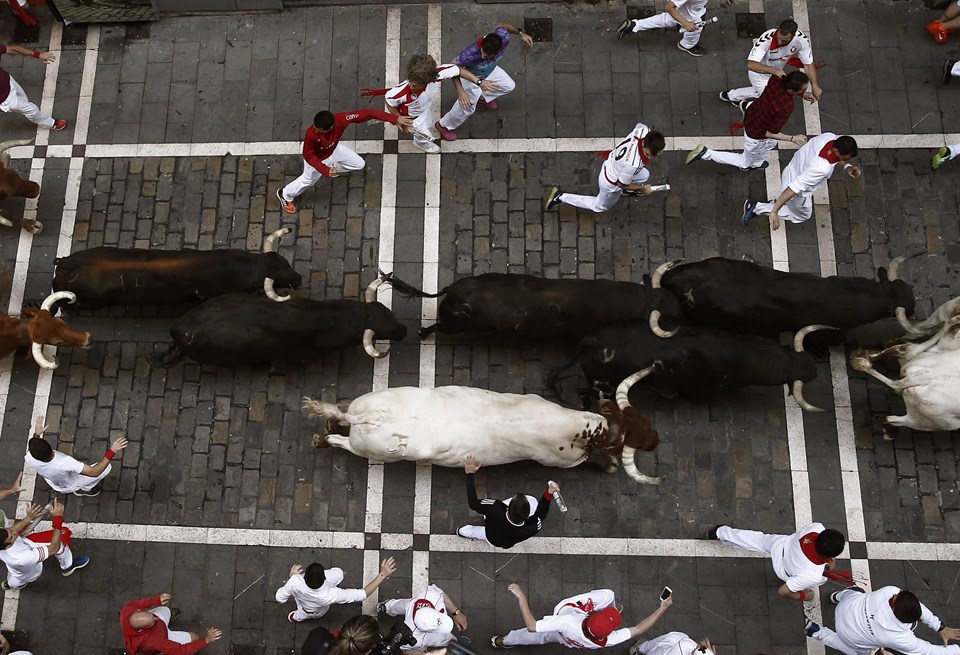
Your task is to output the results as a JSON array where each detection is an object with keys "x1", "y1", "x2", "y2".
[{"x1": 0, "y1": 1, "x2": 958, "y2": 655}]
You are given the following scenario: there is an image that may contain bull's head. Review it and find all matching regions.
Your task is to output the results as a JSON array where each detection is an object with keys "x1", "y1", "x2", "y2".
[
  {"x1": 362, "y1": 273, "x2": 406, "y2": 358},
  {"x1": 602, "y1": 365, "x2": 665, "y2": 485},
  {"x1": 262, "y1": 228, "x2": 303, "y2": 301},
  {"x1": 24, "y1": 291, "x2": 91, "y2": 369},
  {"x1": 0, "y1": 139, "x2": 40, "y2": 201}
]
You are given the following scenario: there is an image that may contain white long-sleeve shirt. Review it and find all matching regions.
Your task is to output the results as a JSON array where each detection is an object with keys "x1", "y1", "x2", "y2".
[
  {"x1": 782, "y1": 132, "x2": 841, "y2": 200},
  {"x1": 836, "y1": 586, "x2": 960, "y2": 655},
  {"x1": 274, "y1": 567, "x2": 366, "y2": 616}
]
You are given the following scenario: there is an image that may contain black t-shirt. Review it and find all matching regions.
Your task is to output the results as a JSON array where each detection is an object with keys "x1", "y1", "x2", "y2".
[
  {"x1": 465, "y1": 473, "x2": 551, "y2": 548},
  {"x1": 301, "y1": 627, "x2": 335, "y2": 655}
]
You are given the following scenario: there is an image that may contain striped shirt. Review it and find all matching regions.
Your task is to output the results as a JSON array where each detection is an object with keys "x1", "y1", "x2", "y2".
[{"x1": 603, "y1": 123, "x2": 651, "y2": 187}]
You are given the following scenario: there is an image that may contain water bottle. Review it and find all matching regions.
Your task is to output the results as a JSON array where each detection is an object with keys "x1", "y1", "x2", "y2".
[
  {"x1": 26, "y1": 502, "x2": 52, "y2": 534},
  {"x1": 549, "y1": 482, "x2": 568, "y2": 513},
  {"x1": 649, "y1": 184, "x2": 671, "y2": 192}
]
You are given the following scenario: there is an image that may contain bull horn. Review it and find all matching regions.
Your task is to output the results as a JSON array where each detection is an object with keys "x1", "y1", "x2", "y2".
[
  {"x1": 793, "y1": 324, "x2": 837, "y2": 352},
  {"x1": 648, "y1": 310, "x2": 678, "y2": 338},
  {"x1": 615, "y1": 365, "x2": 658, "y2": 410},
  {"x1": 40, "y1": 291, "x2": 76, "y2": 313},
  {"x1": 792, "y1": 380, "x2": 825, "y2": 413},
  {"x1": 621, "y1": 446, "x2": 664, "y2": 485},
  {"x1": 650, "y1": 258, "x2": 683, "y2": 288},
  {"x1": 362, "y1": 329, "x2": 388, "y2": 358},
  {"x1": 31, "y1": 343, "x2": 58, "y2": 369},
  {"x1": 895, "y1": 306, "x2": 916, "y2": 334},
  {"x1": 0, "y1": 138, "x2": 35, "y2": 167},
  {"x1": 886, "y1": 251, "x2": 924, "y2": 282},
  {"x1": 361, "y1": 274, "x2": 391, "y2": 358},
  {"x1": 364, "y1": 274, "x2": 386, "y2": 303},
  {"x1": 263, "y1": 228, "x2": 292, "y2": 302}
]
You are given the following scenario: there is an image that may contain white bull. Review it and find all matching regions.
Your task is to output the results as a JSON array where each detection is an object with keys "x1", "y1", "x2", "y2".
[
  {"x1": 851, "y1": 312, "x2": 960, "y2": 435},
  {"x1": 303, "y1": 385, "x2": 664, "y2": 484}
]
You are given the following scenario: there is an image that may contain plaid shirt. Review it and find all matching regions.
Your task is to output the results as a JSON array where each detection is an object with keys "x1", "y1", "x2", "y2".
[{"x1": 743, "y1": 75, "x2": 796, "y2": 140}]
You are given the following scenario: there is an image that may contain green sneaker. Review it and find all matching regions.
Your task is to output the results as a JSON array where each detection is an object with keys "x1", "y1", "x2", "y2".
[{"x1": 932, "y1": 146, "x2": 951, "y2": 171}]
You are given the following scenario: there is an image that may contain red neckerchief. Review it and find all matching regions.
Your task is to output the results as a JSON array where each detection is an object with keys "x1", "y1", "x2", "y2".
[
  {"x1": 476, "y1": 36, "x2": 486, "y2": 49},
  {"x1": 799, "y1": 532, "x2": 830, "y2": 565},
  {"x1": 635, "y1": 137, "x2": 650, "y2": 165},
  {"x1": 770, "y1": 33, "x2": 783, "y2": 50},
  {"x1": 580, "y1": 618, "x2": 607, "y2": 647},
  {"x1": 818, "y1": 140, "x2": 840, "y2": 164}
]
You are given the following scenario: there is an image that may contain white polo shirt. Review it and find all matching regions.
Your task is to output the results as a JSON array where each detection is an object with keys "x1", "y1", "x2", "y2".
[
  {"x1": 670, "y1": 0, "x2": 707, "y2": 23},
  {"x1": 274, "y1": 567, "x2": 366, "y2": 616},
  {"x1": 24, "y1": 451, "x2": 87, "y2": 494},
  {"x1": 603, "y1": 123, "x2": 652, "y2": 189},
  {"x1": 747, "y1": 28, "x2": 814, "y2": 70},
  {"x1": 385, "y1": 65, "x2": 461, "y2": 118},
  {"x1": 782, "y1": 132, "x2": 841, "y2": 200}
]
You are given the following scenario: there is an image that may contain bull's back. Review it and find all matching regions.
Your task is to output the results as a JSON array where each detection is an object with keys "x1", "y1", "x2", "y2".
[
  {"x1": 345, "y1": 386, "x2": 601, "y2": 466},
  {"x1": 173, "y1": 295, "x2": 369, "y2": 365},
  {"x1": 53, "y1": 248, "x2": 267, "y2": 307}
]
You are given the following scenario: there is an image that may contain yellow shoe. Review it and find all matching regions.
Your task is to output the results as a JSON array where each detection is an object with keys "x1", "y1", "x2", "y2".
[{"x1": 932, "y1": 146, "x2": 951, "y2": 170}]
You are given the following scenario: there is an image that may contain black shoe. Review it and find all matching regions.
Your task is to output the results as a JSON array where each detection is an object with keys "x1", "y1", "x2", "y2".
[
  {"x1": 678, "y1": 42, "x2": 705, "y2": 57},
  {"x1": 719, "y1": 90, "x2": 734, "y2": 103},
  {"x1": 544, "y1": 186, "x2": 563, "y2": 211},
  {"x1": 74, "y1": 481, "x2": 103, "y2": 497},
  {"x1": 377, "y1": 601, "x2": 387, "y2": 614},
  {"x1": 169, "y1": 607, "x2": 182, "y2": 622},
  {"x1": 943, "y1": 59, "x2": 957, "y2": 85},
  {"x1": 742, "y1": 200, "x2": 758, "y2": 225},
  {"x1": 1, "y1": 581, "x2": 10, "y2": 591},
  {"x1": 705, "y1": 524, "x2": 723, "y2": 540},
  {"x1": 617, "y1": 19, "x2": 634, "y2": 40}
]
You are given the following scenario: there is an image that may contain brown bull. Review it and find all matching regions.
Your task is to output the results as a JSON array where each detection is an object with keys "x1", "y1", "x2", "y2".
[
  {"x1": 0, "y1": 139, "x2": 40, "y2": 201},
  {"x1": 1, "y1": 292, "x2": 90, "y2": 369}
]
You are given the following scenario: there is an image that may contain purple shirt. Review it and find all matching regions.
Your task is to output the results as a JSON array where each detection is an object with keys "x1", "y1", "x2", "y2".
[{"x1": 454, "y1": 26, "x2": 510, "y2": 80}]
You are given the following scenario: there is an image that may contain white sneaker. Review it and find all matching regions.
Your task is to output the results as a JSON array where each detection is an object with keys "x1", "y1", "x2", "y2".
[{"x1": 416, "y1": 140, "x2": 441, "y2": 154}]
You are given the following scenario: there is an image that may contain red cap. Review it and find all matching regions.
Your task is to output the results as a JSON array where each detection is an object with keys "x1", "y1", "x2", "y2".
[{"x1": 586, "y1": 607, "x2": 622, "y2": 639}]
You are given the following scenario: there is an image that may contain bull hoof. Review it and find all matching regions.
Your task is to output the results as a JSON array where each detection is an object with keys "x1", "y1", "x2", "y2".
[
  {"x1": 849, "y1": 355, "x2": 870, "y2": 372},
  {"x1": 312, "y1": 434, "x2": 331, "y2": 449},
  {"x1": 28, "y1": 221, "x2": 42, "y2": 235},
  {"x1": 882, "y1": 428, "x2": 895, "y2": 441},
  {"x1": 603, "y1": 463, "x2": 618, "y2": 474}
]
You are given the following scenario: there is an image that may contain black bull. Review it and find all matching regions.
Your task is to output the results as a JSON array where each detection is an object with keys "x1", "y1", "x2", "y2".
[
  {"x1": 148, "y1": 293, "x2": 406, "y2": 367},
  {"x1": 558, "y1": 322, "x2": 830, "y2": 412},
  {"x1": 387, "y1": 273, "x2": 683, "y2": 341},
  {"x1": 651, "y1": 254, "x2": 919, "y2": 336},
  {"x1": 52, "y1": 247, "x2": 303, "y2": 309}
]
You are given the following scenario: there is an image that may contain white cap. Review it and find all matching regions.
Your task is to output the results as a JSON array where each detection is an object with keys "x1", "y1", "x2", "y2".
[{"x1": 413, "y1": 607, "x2": 454, "y2": 633}]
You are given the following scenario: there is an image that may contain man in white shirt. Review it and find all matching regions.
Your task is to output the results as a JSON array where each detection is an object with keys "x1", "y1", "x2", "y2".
[
  {"x1": 25, "y1": 415, "x2": 127, "y2": 497},
  {"x1": 545, "y1": 124, "x2": 664, "y2": 214},
  {"x1": 720, "y1": 19, "x2": 822, "y2": 107},
  {"x1": 742, "y1": 133, "x2": 860, "y2": 230},
  {"x1": 0, "y1": 499, "x2": 89, "y2": 590},
  {"x1": 493, "y1": 584, "x2": 672, "y2": 650},
  {"x1": 707, "y1": 522, "x2": 845, "y2": 602},
  {"x1": 275, "y1": 556, "x2": 396, "y2": 622},
  {"x1": 806, "y1": 586, "x2": 960, "y2": 655},
  {"x1": 617, "y1": 0, "x2": 710, "y2": 57},
  {"x1": 379, "y1": 583, "x2": 468, "y2": 651},
  {"x1": 376, "y1": 54, "x2": 495, "y2": 154},
  {"x1": 630, "y1": 632, "x2": 715, "y2": 655}
]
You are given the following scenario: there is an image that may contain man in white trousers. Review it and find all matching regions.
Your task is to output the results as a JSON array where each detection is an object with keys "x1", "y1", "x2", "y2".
[
  {"x1": 707, "y1": 523, "x2": 845, "y2": 602},
  {"x1": 617, "y1": 0, "x2": 710, "y2": 57},
  {"x1": 378, "y1": 54, "x2": 497, "y2": 154},
  {"x1": 720, "y1": 19, "x2": 822, "y2": 108},
  {"x1": 629, "y1": 632, "x2": 716, "y2": 655},
  {"x1": 932, "y1": 143, "x2": 960, "y2": 169},
  {"x1": 277, "y1": 108, "x2": 412, "y2": 214},
  {"x1": 379, "y1": 583, "x2": 468, "y2": 651},
  {"x1": 492, "y1": 584, "x2": 672, "y2": 649},
  {"x1": 806, "y1": 586, "x2": 960, "y2": 655},
  {"x1": 26, "y1": 415, "x2": 128, "y2": 497},
  {"x1": 545, "y1": 124, "x2": 665, "y2": 213},
  {"x1": 0, "y1": 499, "x2": 89, "y2": 590},
  {"x1": 687, "y1": 70, "x2": 809, "y2": 172},
  {"x1": 742, "y1": 133, "x2": 860, "y2": 230},
  {"x1": 434, "y1": 21, "x2": 534, "y2": 141},
  {"x1": 0, "y1": 44, "x2": 66, "y2": 130},
  {"x1": 275, "y1": 556, "x2": 395, "y2": 623}
]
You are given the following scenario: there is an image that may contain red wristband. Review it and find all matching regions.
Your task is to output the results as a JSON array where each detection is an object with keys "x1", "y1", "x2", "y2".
[
  {"x1": 105, "y1": 449, "x2": 116, "y2": 460},
  {"x1": 797, "y1": 591, "x2": 807, "y2": 602},
  {"x1": 52, "y1": 516, "x2": 64, "y2": 529},
  {"x1": 32, "y1": 50, "x2": 40, "y2": 59}
]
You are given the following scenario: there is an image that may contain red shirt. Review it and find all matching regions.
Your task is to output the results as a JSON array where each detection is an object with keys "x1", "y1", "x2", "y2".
[
  {"x1": 743, "y1": 75, "x2": 796, "y2": 140},
  {"x1": 120, "y1": 596, "x2": 207, "y2": 655},
  {"x1": 303, "y1": 109, "x2": 399, "y2": 176},
  {"x1": 0, "y1": 46, "x2": 11, "y2": 101}
]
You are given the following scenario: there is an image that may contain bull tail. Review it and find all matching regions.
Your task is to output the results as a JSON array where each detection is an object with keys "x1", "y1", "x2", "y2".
[
  {"x1": 148, "y1": 344, "x2": 184, "y2": 367},
  {"x1": 384, "y1": 272, "x2": 442, "y2": 299},
  {"x1": 302, "y1": 397, "x2": 351, "y2": 424},
  {"x1": 543, "y1": 355, "x2": 581, "y2": 405}
]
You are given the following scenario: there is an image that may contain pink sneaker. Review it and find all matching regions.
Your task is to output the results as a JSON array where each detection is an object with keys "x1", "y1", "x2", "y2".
[
  {"x1": 435, "y1": 121, "x2": 457, "y2": 141},
  {"x1": 288, "y1": 611, "x2": 297, "y2": 623},
  {"x1": 478, "y1": 98, "x2": 498, "y2": 110},
  {"x1": 52, "y1": 119, "x2": 67, "y2": 131}
]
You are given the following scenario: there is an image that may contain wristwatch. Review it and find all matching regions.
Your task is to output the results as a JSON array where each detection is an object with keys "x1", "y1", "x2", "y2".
[{"x1": 452, "y1": 609, "x2": 461, "y2": 616}]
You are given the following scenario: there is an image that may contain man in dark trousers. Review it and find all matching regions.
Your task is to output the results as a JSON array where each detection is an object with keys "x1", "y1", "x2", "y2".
[{"x1": 457, "y1": 454, "x2": 560, "y2": 548}]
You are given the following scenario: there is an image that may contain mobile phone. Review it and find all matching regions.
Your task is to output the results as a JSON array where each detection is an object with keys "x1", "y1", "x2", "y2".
[{"x1": 659, "y1": 586, "x2": 672, "y2": 601}]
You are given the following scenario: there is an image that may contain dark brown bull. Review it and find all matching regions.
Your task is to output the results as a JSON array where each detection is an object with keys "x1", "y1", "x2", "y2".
[
  {"x1": 0, "y1": 292, "x2": 90, "y2": 369},
  {"x1": 0, "y1": 139, "x2": 40, "y2": 201}
]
